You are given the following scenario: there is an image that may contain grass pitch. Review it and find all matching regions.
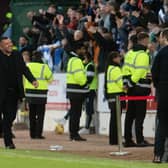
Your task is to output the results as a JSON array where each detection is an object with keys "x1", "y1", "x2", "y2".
[{"x1": 0, "y1": 148, "x2": 167, "y2": 168}]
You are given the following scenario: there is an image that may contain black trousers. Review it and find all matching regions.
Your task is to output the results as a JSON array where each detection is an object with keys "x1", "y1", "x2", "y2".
[
  {"x1": 28, "y1": 103, "x2": 45, "y2": 138},
  {"x1": 124, "y1": 86, "x2": 149, "y2": 143},
  {"x1": 69, "y1": 95, "x2": 85, "y2": 138},
  {"x1": 0, "y1": 90, "x2": 18, "y2": 146},
  {"x1": 0, "y1": 114, "x2": 2, "y2": 134},
  {"x1": 154, "y1": 116, "x2": 165, "y2": 158},
  {"x1": 156, "y1": 84, "x2": 168, "y2": 161},
  {"x1": 85, "y1": 90, "x2": 96, "y2": 129}
]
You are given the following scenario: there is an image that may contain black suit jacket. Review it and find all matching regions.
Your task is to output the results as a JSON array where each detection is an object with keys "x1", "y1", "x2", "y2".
[{"x1": 0, "y1": 50, "x2": 36, "y2": 102}]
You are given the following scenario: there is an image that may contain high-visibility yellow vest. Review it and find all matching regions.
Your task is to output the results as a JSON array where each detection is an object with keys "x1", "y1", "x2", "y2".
[
  {"x1": 106, "y1": 65, "x2": 124, "y2": 94},
  {"x1": 131, "y1": 50, "x2": 150, "y2": 84},
  {"x1": 25, "y1": 62, "x2": 53, "y2": 90},
  {"x1": 67, "y1": 57, "x2": 87, "y2": 86},
  {"x1": 84, "y1": 61, "x2": 97, "y2": 90},
  {"x1": 122, "y1": 49, "x2": 135, "y2": 77}
]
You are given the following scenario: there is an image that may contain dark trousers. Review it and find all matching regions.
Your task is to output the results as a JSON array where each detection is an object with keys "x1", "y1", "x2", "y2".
[
  {"x1": 0, "y1": 114, "x2": 2, "y2": 134},
  {"x1": 124, "y1": 87, "x2": 148, "y2": 143},
  {"x1": 154, "y1": 116, "x2": 165, "y2": 158},
  {"x1": 155, "y1": 85, "x2": 168, "y2": 161},
  {"x1": 69, "y1": 96, "x2": 84, "y2": 138},
  {"x1": 109, "y1": 101, "x2": 118, "y2": 145},
  {"x1": 85, "y1": 90, "x2": 96, "y2": 129},
  {"x1": 28, "y1": 103, "x2": 45, "y2": 138},
  {"x1": 0, "y1": 90, "x2": 18, "y2": 146}
]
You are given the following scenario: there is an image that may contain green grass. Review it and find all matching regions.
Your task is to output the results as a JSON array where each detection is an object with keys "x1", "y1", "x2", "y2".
[{"x1": 0, "y1": 148, "x2": 167, "y2": 168}]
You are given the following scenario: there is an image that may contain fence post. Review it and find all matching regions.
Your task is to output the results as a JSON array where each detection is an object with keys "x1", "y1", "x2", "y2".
[{"x1": 110, "y1": 95, "x2": 128, "y2": 156}]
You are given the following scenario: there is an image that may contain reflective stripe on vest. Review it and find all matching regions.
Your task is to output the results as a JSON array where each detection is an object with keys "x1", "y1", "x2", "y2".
[
  {"x1": 107, "y1": 67, "x2": 122, "y2": 84},
  {"x1": 67, "y1": 57, "x2": 84, "y2": 74},
  {"x1": 66, "y1": 88, "x2": 89, "y2": 93},
  {"x1": 25, "y1": 93, "x2": 47, "y2": 98},
  {"x1": 133, "y1": 51, "x2": 150, "y2": 70}
]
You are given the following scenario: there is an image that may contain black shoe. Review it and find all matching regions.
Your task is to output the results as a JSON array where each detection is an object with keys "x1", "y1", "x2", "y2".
[
  {"x1": 0, "y1": 133, "x2": 3, "y2": 138},
  {"x1": 6, "y1": 143, "x2": 16, "y2": 149},
  {"x1": 31, "y1": 136, "x2": 45, "y2": 139},
  {"x1": 12, "y1": 133, "x2": 16, "y2": 138},
  {"x1": 153, "y1": 156, "x2": 161, "y2": 163},
  {"x1": 70, "y1": 136, "x2": 87, "y2": 141},
  {"x1": 136, "y1": 140, "x2": 153, "y2": 147},
  {"x1": 36, "y1": 136, "x2": 45, "y2": 139},
  {"x1": 123, "y1": 140, "x2": 137, "y2": 147}
]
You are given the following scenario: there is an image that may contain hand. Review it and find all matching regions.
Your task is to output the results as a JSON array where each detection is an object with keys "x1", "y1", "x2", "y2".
[
  {"x1": 32, "y1": 81, "x2": 39, "y2": 88},
  {"x1": 88, "y1": 26, "x2": 97, "y2": 33},
  {"x1": 56, "y1": 14, "x2": 64, "y2": 25}
]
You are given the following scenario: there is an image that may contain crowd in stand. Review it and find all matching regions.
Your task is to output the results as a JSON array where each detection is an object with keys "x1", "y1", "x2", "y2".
[
  {"x1": 1, "y1": 0, "x2": 168, "y2": 163},
  {"x1": 16, "y1": 0, "x2": 163, "y2": 73}
]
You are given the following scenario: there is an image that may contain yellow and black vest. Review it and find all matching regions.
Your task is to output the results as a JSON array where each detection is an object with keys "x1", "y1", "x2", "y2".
[{"x1": 25, "y1": 62, "x2": 53, "y2": 104}]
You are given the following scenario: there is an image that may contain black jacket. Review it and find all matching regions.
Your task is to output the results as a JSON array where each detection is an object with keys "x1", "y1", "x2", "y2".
[
  {"x1": 0, "y1": 50, "x2": 36, "y2": 102},
  {"x1": 152, "y1": 45, "x2": 168, "y2": 88}
]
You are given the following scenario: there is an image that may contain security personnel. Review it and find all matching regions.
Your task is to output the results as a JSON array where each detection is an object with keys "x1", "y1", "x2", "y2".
[
  {"x1": 123, "y1": 32, "x2": 152, "y2": 147},
  {"x1": 66, "y1": 42, "x2": 89, "y2": 141},
  {"x1": 79, "y1": 52, "x2": 97, "y2": 134},
  {"x1": 105, "y1": 51, "x2": 126, "y2": 145},
  {"x1": 25, "y1": 51, "x2": 53, "y2": 139}
]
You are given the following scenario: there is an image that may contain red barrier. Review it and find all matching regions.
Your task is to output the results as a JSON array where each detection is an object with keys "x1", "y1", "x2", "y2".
[{"x1": 120, "y1": 96, "x2": 155, "y2": 101}]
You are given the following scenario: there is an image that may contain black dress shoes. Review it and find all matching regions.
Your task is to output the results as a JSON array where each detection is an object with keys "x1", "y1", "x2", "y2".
[
  {"x1": 31, "y1": 136, "x2": 45, "y2": 139},
  {"x1": 36, "y1": 136, "x2": 45, "y2": 139},
  {"x1": 70, "y1": 136, "x2": 87, "y2": 141},
  {"x1": 6, "y1": 143, "x2": 16, "y2": 149},
  {"x1": 136, "y1": 140, "x2": 153, "y2": 147},
  {"x1": 123, "y1": 140, "x2": 137, "y2": 147}
]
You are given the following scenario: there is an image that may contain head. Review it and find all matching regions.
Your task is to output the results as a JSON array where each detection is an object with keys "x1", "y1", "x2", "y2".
[
  {"x1": 19, "y1": 35, "x2": 29, "y2": 47},
  {"x1": 74, "y1": 30, "x2": 84, "y2": 41},
  {"x1": 137, "y1": 32, "x2": 149, "y2": 47},
  {"x1": 75, "y1": 9, "x2": 86, "y2": 21},
  {"x1": 128, "y1": 34, "x2": 137, "y2": 50},
  {"x1": 0, "y1": 37, "x2": 13, "y2": 55},
  {"x1": 72, "y1": 42, "x2": 87, "y2": 59},
  {"x1": 147, "y1": 16, "x2": 159, "y2": 32},
  {"x1": 119, "y1": 3, "x2": 130, "y2": 17},
  {"x1": 142, "y1": 2, "x2": 151, "y2": 14},
  {"x1": 159, "y1": 28, "x2": 168, "y2": 46},
  {"x1": 31, "y1": 51, "x2": 43, "y2": 63},
  {"x1": 47, "y1": 4, "x2": 56, "y2": 15},
  {"x1": 105, "y1": 1, "x2": 116, "y2": 14},
  {"x1": 26, "y1": 11, "x2": 36, "y2": 21},
  {"x1": 107, "y1": 51, "x2": 121, "y2": 65}
]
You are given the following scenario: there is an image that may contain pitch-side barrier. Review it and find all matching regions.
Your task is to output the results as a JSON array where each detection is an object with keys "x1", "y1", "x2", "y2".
[{"x1": 110, "y1": 95, "x2": 155, "y2": 156}]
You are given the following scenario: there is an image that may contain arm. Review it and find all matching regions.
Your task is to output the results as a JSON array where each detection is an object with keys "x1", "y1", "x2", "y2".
[
  {"x1": 17, "y1": 51, "x2": 38, "y2": 87},
  {"x1": 131, "y1": 53, "x2": 149, "y2": 83},
  {"x1": 86, "y1": 63, "x2": 95, "y2": 85},
  {"x1": 151, "y1": 53, "x2": 160, "y2": 88}
]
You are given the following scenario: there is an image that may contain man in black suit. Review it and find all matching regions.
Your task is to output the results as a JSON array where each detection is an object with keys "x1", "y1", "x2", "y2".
[{"x1": 0, "y1": 37, "x2": 38, "y2": 149}]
